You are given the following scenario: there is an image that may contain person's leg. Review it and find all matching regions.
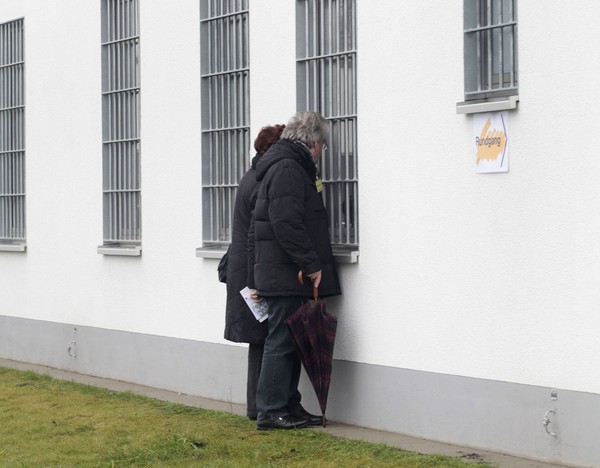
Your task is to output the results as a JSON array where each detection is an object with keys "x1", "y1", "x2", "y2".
[
  {"x1": 287, "y1": 357, "x2": 302, "y2": 412},
  {"x1": 246, "y1": 343, "x2": 264, "y2": 420},
  {"x1": 287, "y1": 356, "x2": 323, "y2": 427},
  {"x1": 256, "y1": 296, "x2": 304, "y2": 422}
]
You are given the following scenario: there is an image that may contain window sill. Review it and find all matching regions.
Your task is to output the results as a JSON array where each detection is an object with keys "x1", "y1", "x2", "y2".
[
  {"x1": 332, "y1": 246, "x2": 359, "y2": 263},
  {"x1": 97, "y1": 245, "x2": 142, "y2": 256},
  {"x1": 456, "y1": 95, "x2": 519, "y2": 114},
  {"x1": 196, "y1": 245, "x2": 359, "y2": 263},
  {"x1": 196, "y1": 246, "x2": 228, "y2": 259},
  {"x1": 0, "y1": 243, "x2": 26, "y2": 252}
]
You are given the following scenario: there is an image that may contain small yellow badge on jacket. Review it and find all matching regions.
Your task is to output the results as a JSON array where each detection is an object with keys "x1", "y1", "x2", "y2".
[{"x1": 315, "y1": 178, "x2": 323, "y2": 193}]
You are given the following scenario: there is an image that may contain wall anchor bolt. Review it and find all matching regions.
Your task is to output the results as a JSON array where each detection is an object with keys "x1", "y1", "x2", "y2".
[
  {"x1": 67, "y1": 328, "x2": 77, "y2": 358},
  {"x1": 542, "y1": 409, "x2": 557, "y2": 437}
]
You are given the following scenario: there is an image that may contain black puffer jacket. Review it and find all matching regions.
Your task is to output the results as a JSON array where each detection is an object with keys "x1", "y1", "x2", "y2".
[
  {"x1": 224, "y1": 154, "x2": 268, "y2": 344},
  {"x1": 251, "y1": 139, "x2": 341, "y2": 298}
]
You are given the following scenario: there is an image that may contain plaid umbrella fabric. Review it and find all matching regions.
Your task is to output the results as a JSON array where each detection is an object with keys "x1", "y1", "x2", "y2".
[{"x1": 285, "y1": 273, "x2": 338, "y2": 427}]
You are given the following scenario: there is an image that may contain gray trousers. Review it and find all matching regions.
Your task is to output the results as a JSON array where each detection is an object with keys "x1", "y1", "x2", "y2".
[{"x1": 256, "y1": 296, "x2": 303, "y2": 421}]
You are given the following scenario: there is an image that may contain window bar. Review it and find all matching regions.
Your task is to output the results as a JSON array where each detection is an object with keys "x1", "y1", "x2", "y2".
[
  {"x1": 231, "y1": 70, "x2": 237, "y2": 136},
  {"x1": 498, "y1": 0, "x2": 504, "y2": 89},
  {"x1": 352, "y1": 124, "x2": 358, "y2": 242},
  {"x1": 122, "y1": 191, "x2": 127, "y2": 240},
  {"x1": 214, "y1": 187, "x2": 223, "y2": 241},
  {"x1": 312, "y1": 2, "x2": 319, "y2": 110},
  {"x1": 219, "y1": 185, "x2": 225, "y2": 240},
  {"x1": 345, "y1": 0, "x2": 351, "y2": 50},
  {"x1": 125, "y1": 191, "x2": 128, "y2": 241},
  {"x1": 335, "y1": 0, "x2": 341, "y2": 52},
  {"x1": 318, "y1": 0, "x2": 325, "y2": 112},
  {"x1": 226, "y1": 129, "x2": 232, "y2": 190},
  {"x1": 303, "y1": 1, "x2": 310, "y2": 111},
  {"x1": 119, "y1": 0, "x2": 122, "y2": 37},
  {"x1": 124, "y1": 0, "x2": 128, "y2": 37},
  {"x1": 485, "y1": 0, "x2": 491, "y2": 91},
  {"x1": 209, "y1": 187, "x2": 216, "y2": 241},
  {"x1": 219, "y1": 15, "x2": 225, "y2": 74},
  {"x1": 123, "y1": 0, "x2": 127, "y2": 40},
  {"x1": 243, "y1": 8, "x2": 249, "y2": 69},
  {"x1": 509, "y1": 0, "x2": 515, "y2": 88},
  {"x1": 327, "y1": 50, "x2": 333, "y2": 119},
  {"x1": 126, "y1": 192, "x2": 130, "y2": 241},
  {"x1": 226, "y1": 14, "x2": 232, "y2": 76},
  {"x1": 228, "y1": 184, "x2": 234, "y2": 242},
  {"x1": 120, "y1": 191, "x2": 125, "y2": 240},
  {"x1": 475, "y1": 0, "x2": 482, "y2": 92},
  {"x1": 340, "y1": 120, "x2": 348, "y2": 240},
  {"x1": 235, "y1": 12, "x2": 241, "y2": 71}
]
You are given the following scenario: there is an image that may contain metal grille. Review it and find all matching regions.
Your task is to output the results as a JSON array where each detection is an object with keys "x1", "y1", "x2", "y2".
[
  {"x1": 0, "y1": 19, "x2": 25, "y2": 245},
  {"x1": 464, "y1": 0, "x2": 518, "y2": 100},
  {"x1": 200, "y1": 0, "x2": 250, "y2": 246},
  {"x1": 296, "y1": 0, "x2": 358, "y2": 249},
  {"x1": 101, "y1": 0, "x2": 141, "y2": 245}
]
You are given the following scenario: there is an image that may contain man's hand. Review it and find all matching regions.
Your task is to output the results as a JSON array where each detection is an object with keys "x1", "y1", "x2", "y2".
[{"x1": 307, "y1": 270, "x2": 322, "y2": 288}]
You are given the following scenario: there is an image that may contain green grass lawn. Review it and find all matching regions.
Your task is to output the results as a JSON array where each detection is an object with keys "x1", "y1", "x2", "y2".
[{"x1": 0, "y1": 366, "x2": 492, "y2": 467}]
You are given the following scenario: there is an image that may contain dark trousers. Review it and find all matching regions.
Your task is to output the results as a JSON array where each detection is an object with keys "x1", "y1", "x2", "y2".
[
  {"x1": 246, "y1": 343, "x2": 263, "y2": 419},
  {"x1": 256, "y1": 296, "x2": 303, "y2": 421}
]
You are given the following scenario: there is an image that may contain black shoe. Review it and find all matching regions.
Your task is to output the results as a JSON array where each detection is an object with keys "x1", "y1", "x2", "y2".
[
  {"x1": 290, "y1": 408, "x2": 323, "y2": 427},
  {"x1": 256, "y1": 415, "x2": 310, "y2": 430},
  {"x1": 247, "y1": 415, "x2": 257, "y2": 421}
]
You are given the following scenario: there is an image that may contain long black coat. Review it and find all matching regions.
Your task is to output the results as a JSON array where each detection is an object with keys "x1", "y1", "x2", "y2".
[
  {"x1": 224, "y1": 155, "x2": 268, "y2": 344},
  {"x1": 251, "y1": 139, "x2": 341, "y2": 298}
]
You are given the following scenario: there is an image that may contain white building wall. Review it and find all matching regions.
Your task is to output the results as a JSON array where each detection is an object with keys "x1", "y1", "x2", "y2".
[
  {"x1": 2, "y1": 1, "x2": 600, "y2": 463},
  {"x1": 350, "y1": 0, "x2": 600, "y2": 395},
  {"x1": 2, "y1": 0, "x2": 600, "y2": 391},
  {"x1": 1, "y1": 0, "x2": 216, "y2": 342}
]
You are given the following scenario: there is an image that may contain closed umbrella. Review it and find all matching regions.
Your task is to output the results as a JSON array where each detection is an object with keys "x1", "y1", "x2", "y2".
[{"x1": 285, "y1": 272, "x2": 338, "y2": 427}]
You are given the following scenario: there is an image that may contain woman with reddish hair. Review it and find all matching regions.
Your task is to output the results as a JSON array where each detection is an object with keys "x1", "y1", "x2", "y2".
[{"x1": 223, "y1": 124, "x2": 285, "y2": 420}]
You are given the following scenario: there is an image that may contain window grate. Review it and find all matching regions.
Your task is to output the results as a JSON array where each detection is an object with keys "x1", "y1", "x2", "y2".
[
  {"x1": 0, "y1": 18, "x2": 25, "y2": 245},
  {"x1": 200, "y1": 0, "x2": 250, "y2": 246},
  {"x1": 464, "y1": 0, "x2": 518, "y2": 100},
  {"x1": 101, "y1": 0, "x2": 141, "y2": 246},
  {"x1": 296, "y1": 0, "x2": 358, "y2": 249}
]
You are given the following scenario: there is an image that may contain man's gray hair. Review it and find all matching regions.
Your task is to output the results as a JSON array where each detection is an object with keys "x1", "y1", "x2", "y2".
[{"x1": 281, "y1": 111, "x2": 330, "y2": 147}]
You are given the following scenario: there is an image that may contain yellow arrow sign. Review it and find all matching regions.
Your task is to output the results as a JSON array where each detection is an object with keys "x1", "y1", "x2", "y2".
[{"x1": 476, "y1": 117, "x2": 507, "y2": 165}]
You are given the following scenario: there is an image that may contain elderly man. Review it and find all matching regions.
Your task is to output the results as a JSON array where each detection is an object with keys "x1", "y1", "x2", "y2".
[{"x1": 250, "y1": 111, "x2": 342, "y2": 430}]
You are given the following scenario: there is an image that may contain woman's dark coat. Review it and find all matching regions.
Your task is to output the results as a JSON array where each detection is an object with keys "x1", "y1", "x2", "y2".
[
  {"x1": 250, "y1": 139, "x2": 341, "y2": 298},
  {"x1": 224, "y1": 154, "x2": 268, "y2": 344}
]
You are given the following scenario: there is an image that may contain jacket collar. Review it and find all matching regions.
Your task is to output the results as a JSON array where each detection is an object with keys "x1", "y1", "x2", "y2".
[{"x1": 255, "y1": 139, "x2": 316, "y2": 181}]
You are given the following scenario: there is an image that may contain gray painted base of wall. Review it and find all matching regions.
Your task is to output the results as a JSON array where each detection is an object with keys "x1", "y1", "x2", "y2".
[{"x1": 0, "y1": 315, "x2": 596, "y2": 467}]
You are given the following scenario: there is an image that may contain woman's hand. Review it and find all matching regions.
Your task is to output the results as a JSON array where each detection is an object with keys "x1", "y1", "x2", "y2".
[{"x1": 249, "y1": 289, "x2": 263, "y2": 303}]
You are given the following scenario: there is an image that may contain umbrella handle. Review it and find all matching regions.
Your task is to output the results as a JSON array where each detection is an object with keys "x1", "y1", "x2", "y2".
[{"x1": 297, "y1": 271, "x2": 319, "y2": 301}]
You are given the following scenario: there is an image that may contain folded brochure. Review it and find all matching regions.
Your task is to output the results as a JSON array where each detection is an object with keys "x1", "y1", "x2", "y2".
[{"x1": 240, "y1": 286, "x2": 268, "y2": 322}]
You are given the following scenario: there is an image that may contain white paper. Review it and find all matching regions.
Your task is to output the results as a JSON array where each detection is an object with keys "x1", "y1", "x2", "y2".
[
  {"x1": 474, "y1": 111, "x2": 509, "y2": 173},
  {"x1": 240, "y1": 287, "x2": 268, "y2": 322}
]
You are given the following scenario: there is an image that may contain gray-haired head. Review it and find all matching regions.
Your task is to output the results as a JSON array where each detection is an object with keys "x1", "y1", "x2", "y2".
[{"x1": 281, "y1": 111, "x2": 330, "y2": 148}]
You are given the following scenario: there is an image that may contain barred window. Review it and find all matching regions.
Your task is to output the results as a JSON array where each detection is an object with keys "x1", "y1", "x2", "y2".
[
  {"x1": 100, "y1": 0, "x2": 141, "y2": 255},
  {"x1": 0, "y1": 18, "x2": 25, "y2": 251},
  {"x1": 464, "y1": 0, "x2": 518, "y2": 101},
  {"x1": 296, "y1": 0, "x2": 358, "y2": 257},
  {"x1": 200, "y1": 0, "x2": 250, "y2": 248}
]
